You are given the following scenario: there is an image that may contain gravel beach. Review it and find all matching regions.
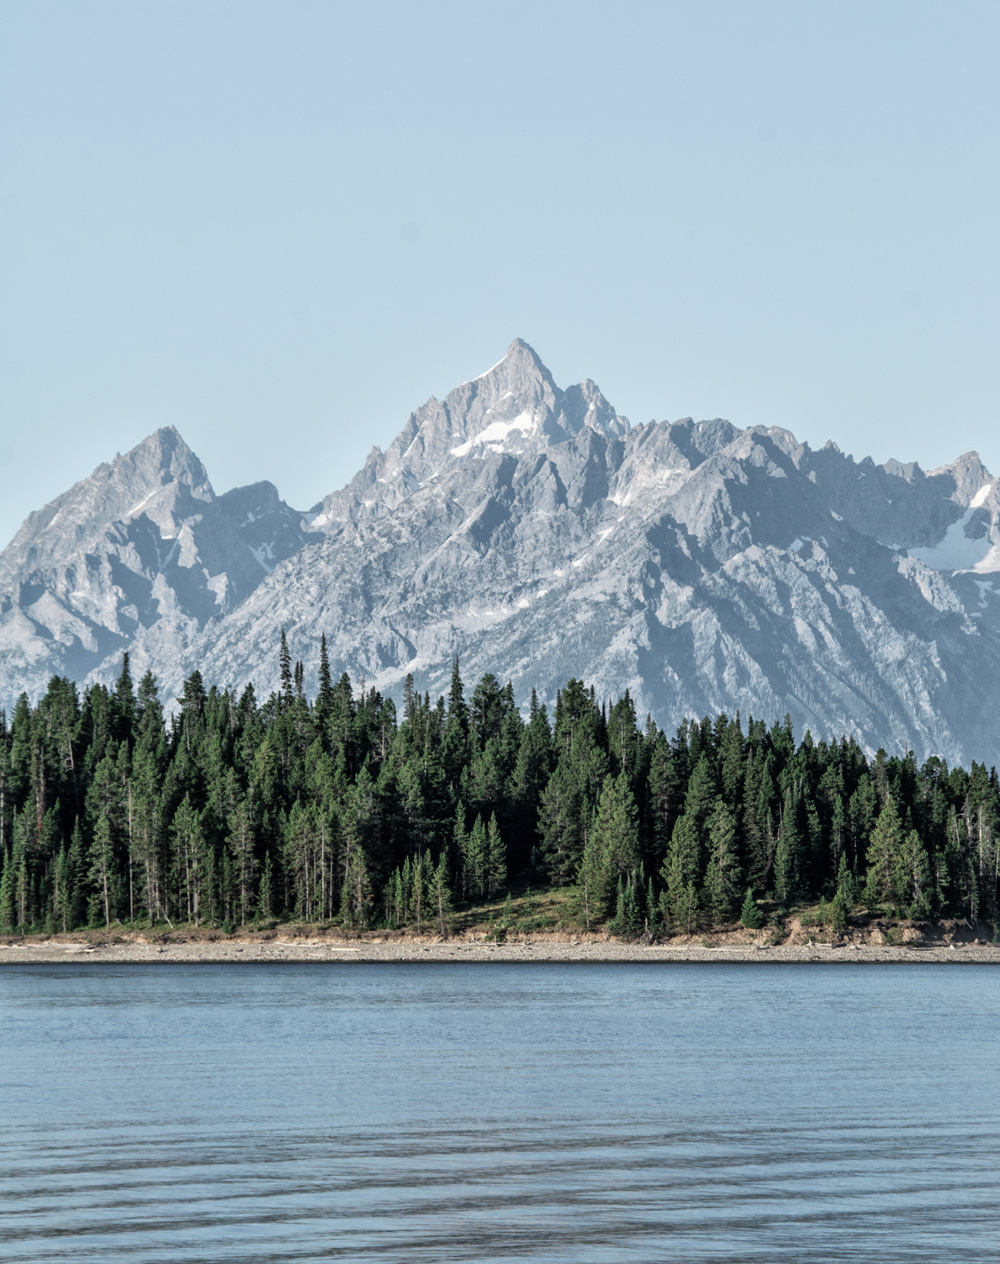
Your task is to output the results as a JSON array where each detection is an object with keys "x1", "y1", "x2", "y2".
[{"x1": 3, "y1": 933, "x2": 999, "y2": 965}]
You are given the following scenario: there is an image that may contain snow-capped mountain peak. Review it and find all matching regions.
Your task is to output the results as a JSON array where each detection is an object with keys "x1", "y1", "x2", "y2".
[
  {"x1": 311, "y1": 339, "x2": 628, "y2": 529},
  {"x1": 4, "y1": 343, "x2": 1000, "y2": 766}
]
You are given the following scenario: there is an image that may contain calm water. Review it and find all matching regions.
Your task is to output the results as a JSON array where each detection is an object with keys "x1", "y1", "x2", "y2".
[{"x1": 1, "y1": 962, "x2": 998, "y2": 1263}]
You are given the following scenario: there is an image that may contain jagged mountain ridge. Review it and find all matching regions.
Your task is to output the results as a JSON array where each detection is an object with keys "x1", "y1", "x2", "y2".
[
  {"x1": 189, "y1": 342, "x2": 1000, "y2": 765},
  {"x1": 310, "y1": 338, "x2": 627, "y2": 529},
  {"x1": 0, "y1": 426, "x2": 318, "y2": 699},
  {"x1": 2, "y1": 341, "x2": 1000, "y2": 764}
]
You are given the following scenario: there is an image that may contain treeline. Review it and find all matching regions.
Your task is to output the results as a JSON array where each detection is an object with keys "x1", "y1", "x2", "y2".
[{"x1": 1, "y1": 634, "x2": 998, "y2": 936}]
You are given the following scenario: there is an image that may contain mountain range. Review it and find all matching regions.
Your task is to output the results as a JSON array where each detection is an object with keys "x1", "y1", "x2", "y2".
[{"x1": 2, "y1": 338, "x2": 999, "y2": 765}]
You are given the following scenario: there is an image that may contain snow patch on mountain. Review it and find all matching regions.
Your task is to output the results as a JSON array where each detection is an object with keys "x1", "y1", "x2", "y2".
[
  {"x1": 908, "y1": 483, "x2": 998, "y2": 572},
  {"x1": 450, "y1": 410, "x2": 538, "y2": 457}
]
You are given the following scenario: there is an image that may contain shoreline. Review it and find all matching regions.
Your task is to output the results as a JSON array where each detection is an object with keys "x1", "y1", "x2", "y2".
[{"x1": 3, "y1": 933, "x2": 1000, "y2": 965}]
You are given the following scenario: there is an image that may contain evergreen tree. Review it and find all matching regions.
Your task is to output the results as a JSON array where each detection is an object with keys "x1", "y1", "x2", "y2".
[
  {"x1": 227, "y1": 798, "x2": 257, "y2": 926},
  {"x1": 486, "y1": 813, "x2": 507, "y2": 897},
  {"x1": 578, "y1": 824, "x2": 606, "y2": 930},
  {"x1": 673, "y1": 880, "x2": 700, "y2": 934},
  {"x1": 645, "y1": 874, "x2": 660, "y2": 936},
  {"x1": 112, "y1": 653, "x2": 136, "y2": 746},
  {"x1": 835, "y1": 850, "x2": 857, "y2": 907},
  {"x1": 463, "y1": 815, "x2": 488, "y2": 900},
  {"x1": 774, "y1": 786, "x2": 805, "y2": 904},
  {"x1": 0, "y1": 845, "x2": 15, "y2": 931},
  {"x1": 579, "y1": 773, "x2": 640, "y2": 922},
  {"x1": 429, "y1": 851, "x2": 454, "y2": 937},
  {"x1": 895, "y1": 828, "x2": 931, "y2": 918},
  {"x1": 608, "y1": 876, "x2": 643, "y2": 940},
  {"x1": 703, "y1": 800, "x2": 742, "y2": 924},
  {"x1": 0, "y1": 661, "x2": 996, "y2": 938},
  {"x1": 537, "y1": 763, "x2": 585, "y2": 885},
  {"x1": 739, "y1": 888, "x2": 762, "y2": 929},
  {"x1": 662, "y1": 813, "x2": 702, "y2": 928},
  {"x1": 279, "y1": 630, "x2": 293, "y2": 707},
  {"x1": 257, "y1": 852, "x2": 274, "y2": 922},
  {"x1": 88, "y1": 814, "x2": 116, "y2": 928},
  {"x1": 339, "y1": 835, "x2": 372, "y2": 929},
  {"x1": 864, "y1": 797, "x2": 904, "y2": 911}
]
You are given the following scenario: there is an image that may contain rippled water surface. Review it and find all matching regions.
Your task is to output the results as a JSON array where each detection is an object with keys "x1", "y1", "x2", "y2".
[{"x1": 1, "y1": 962, "x2": 998, "y2": 1262}]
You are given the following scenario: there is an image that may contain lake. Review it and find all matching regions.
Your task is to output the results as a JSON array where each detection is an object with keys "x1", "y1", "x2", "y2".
[{"x1": 1, "y1": 962, "x2": 998, "y2": 1262}]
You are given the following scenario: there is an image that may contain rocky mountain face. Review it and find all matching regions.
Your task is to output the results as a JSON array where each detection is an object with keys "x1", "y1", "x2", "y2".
[
  {"x1": 310, "y1": 338, "x2": 627, "y2": 529},
  {"x1": 2, "y1": 341, "x2": 1000, "y2": 765},
  {"x1": 0, "y1": 426, "x2": 317, "y2": 699}
]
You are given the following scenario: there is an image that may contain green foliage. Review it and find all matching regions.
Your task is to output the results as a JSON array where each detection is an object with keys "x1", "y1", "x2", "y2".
[
  {"x1": 0, "y1": 646, "x2": 996, "y2": 938},
  {"x1": 608, "y1": 876, "x2": 643, "y2": 941},
  {"x1": 863, "y1": 798, "x2": 904, "y2": 911},
  {"x1": 829, "y1": 891, "x2": 849, "y2": 935},
  {"x1": 579, "y1": 773, "x2": 640, "y2": 925},
  {"x1": 703, "y1": 801, "x2": 741, "y2": 924},
  {"x1": 662, "y1": 813, "x2": 702, "y2": 928},
  {"x1": 739, "y1": 889, "x2": 762, "y2": 930}
]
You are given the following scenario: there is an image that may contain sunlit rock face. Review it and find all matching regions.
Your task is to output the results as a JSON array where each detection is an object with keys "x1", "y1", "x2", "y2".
[
  {"x1": 2, "y1": 341, "x2": 999, "y2": 765},
  {"x1": 0, "y1": 426, "x2": 318, "y2": 699}
]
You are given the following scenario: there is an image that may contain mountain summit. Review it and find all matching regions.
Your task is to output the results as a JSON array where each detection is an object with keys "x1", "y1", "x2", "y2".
[
  {"x1": 2, "y1": 343, "x2": 1000, "y2": 763},
  {"x1": 0, "y1": 429, "x2": 316, "y2": 697},
  {"x1": 311, "y1": 339, "x2": 627, "y2": 529}
]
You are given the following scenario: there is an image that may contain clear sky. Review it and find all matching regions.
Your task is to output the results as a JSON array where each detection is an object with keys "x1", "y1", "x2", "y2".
[{"x1": 2, "y1": 0, "x2": 998, "y2": 545}]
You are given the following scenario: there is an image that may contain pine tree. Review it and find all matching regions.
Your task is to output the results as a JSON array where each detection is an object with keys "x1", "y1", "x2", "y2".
[
  {"x1": 863, "y1": 797, "x2": 903, "y2": 911},
  {"x1": 400, "y1": 855, "x2": 413, "y2": 922},
  {"x1": 579, "y1": 773, "x2": 640, "y2": 921},
  {"x1": 279, "y1": 630, "x2": 293, "y2": 707},
  {"x1": 646, "y1": 875, "x2": 660, "y2": 935},
  {"x1": 683, "y1": 754, "x2": 718, "y2": 832},
  {"x1": 429, "y1": 851, "x2": 454, "y2": 937},
  {"x1": 452, "y1": 806, "x2": 468, "y2": 895},
  {"x1": 179, "y1": 670, "x2": 207, "y2": 718},
  {"x1": 0, "y1": 845, "x2": 14, "y2": 931},
  {"x1": 171, "y1": 795, "x2": 207, "y2": 924},
  {"x1": 829, "y1": 889, "x2": 849, "y2": 936},
  {"x1": 339, "y1": 835, "x2": 372, "y2": 929},
  {"x1": 67, "y1": 819, "x2": 87, "y2": 928},
  {"x1": 486, "y1": 812, "x2": 507, "y2": 898},
  {"x1": 895, "y1": 828, "x2": 931, "y2": 918},
  {"x1": 835, "y1": 851, "x2": 857, "y2": 907},
  {"x1": 463, "y1": 815, "x2": 488, "y2": 900},
  {"x1": 739, "y1": 888, "x2": 762, "y2": 929},
  {"x1": 316, "y1": 633, "x2": 335, "y2": 730},
  {"x1": 537, "y1": 763, "x2": 585, "y2": 886},
  {"x1": 674, "y1": 880, "x2": 700, "y2": 934},
  {"x1": 411, "y1": 852, "x2": 426, "y2": 933},
  {"x1": 608, "y1": 876, "x2": 643, "y2": 940},
  {"x1": 578, "y1": 823, "x2": 607, "y2": 930},
  {"x1": 257, "y1": 852, "x2": 274, "y2": 922},
  {"x1": 227, "y1": 798, "x2": 257, "y2": 926},
  {"x1": 774, "y1": 787, "x2": 804, "y2": 905},
  {"x1": 662, "y1": 813, "x2": 702, "y2": 927},
  {"x1": 112, "y1": 653, "x2": 136, "y2": 746},
  {"x1": 702, "y1": 800, "x2": 741, "y2": 924},
  {"x1": 88, "y1": 814, "x2": 115, "y2": 928}
]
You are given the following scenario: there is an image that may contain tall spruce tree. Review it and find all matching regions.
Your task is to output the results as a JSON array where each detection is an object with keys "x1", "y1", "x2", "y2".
[{"x1": 703, "y1": 800, "x2": 742, "y2": 924}]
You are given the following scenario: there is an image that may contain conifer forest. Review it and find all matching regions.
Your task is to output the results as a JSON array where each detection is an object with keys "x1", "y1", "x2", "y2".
[{"x1": 1, "y1": 634, "x2": 998, "y2": 938}]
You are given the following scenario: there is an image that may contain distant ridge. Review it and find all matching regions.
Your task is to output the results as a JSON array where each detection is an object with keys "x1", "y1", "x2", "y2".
[{"x1": 2, "y1": 341, "x2": 1000, "y2": 763}]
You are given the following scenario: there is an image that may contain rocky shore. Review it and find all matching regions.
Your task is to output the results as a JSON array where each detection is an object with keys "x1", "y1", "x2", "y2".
[{"x1": 3, "y1": 929, "x2": 999, "y2": 965}]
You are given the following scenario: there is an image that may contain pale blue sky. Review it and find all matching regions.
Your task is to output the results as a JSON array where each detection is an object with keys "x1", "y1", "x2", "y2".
[{"x1": 2, "y1": 0, "x2": 998, "y2": 545}]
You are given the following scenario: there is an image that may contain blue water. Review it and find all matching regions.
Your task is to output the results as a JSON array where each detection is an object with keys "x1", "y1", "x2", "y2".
[{"x1": 1, "y1": 962, "x2": 998, "y2": 1262}]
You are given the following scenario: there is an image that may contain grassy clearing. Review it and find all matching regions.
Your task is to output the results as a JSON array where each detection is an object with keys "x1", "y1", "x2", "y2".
[
  {"x1": 451, "y1": 882, "x2": 585, "y2": 938},
  {"x1": 10, "y1": 890, "x2": 995, "y2": 949}
]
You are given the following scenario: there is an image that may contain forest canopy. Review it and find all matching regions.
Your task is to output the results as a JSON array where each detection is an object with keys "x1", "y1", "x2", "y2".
[{"x1": 1, "y1": 637, "x2": 997, "y2": 937}]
